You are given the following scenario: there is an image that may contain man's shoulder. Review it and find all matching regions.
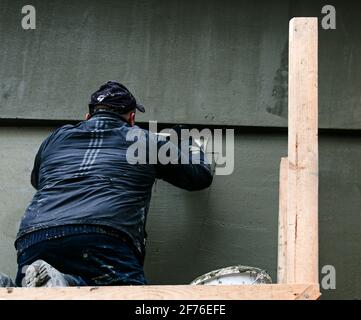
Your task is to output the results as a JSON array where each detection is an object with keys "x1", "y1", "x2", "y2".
[
  {"x1": 42, "y1": 123, "x2": 80, "y2": 146},
  {"x1": 128, "y1": 126, "x2": 168, "y2": 146},
  {"x1": 54, "y1": 119, "x2": 93, "y2": 133},
  {"x1": 57, "y1": 123, "x2": 77, "y2": 132},
  {"x1": 125, "y1": 125, "x2": 150, "y2": 138},
  {"x1": 49, "y1": 123, "x2": 77, "y2": 137}
]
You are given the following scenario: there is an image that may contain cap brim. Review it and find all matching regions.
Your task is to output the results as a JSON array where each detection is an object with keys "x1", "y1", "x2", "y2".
[{"x1": 136, "y1": 103, "x2": 145, "y2": 113}]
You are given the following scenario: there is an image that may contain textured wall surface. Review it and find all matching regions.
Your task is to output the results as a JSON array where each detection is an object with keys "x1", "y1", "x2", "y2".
[
  {"x1": 0, "y1": 0, "x2": 361, "y2": 128},
  {"x1": 0, "y1": 0, "x2": 360, "y2": 300},
  {"x1": 0, "y1": 127, "x2": 360, "y2": 299}
]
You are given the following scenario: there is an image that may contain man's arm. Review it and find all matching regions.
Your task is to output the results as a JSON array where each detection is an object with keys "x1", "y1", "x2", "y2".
[
  {"x1": 30, "y1": 126, "x2": 67, "y2": 189},
  {"x1": 156, "y1": 161, "x2": 213, "y2": 191},
  {"x1": 154, "y1": 129, "x2": 213, "y2": 191},
  {"x1": 30, "y1": 148, "x2": 42, "y2": 190}
]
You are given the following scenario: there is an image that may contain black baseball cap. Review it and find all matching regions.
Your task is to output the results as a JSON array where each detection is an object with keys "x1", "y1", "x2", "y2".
[{"x1": 89, "y1": 81, "x2": 145, "y2": 113}]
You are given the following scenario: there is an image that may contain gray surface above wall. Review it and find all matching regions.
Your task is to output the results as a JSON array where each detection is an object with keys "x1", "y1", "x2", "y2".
[{"x1": 0, "y1": 0, "x2": 361, "y2": 129}]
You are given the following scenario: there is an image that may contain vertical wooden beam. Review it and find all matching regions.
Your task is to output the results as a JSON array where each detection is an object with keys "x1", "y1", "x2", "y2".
[
  {"x1": 277, "y1": 157, "x2": 288, "y2": 284},
  {"x1": 287, "y1": 17, "x2": 318, "y2": 284}
]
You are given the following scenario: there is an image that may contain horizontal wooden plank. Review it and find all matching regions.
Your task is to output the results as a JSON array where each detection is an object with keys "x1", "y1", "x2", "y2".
[{"x1": 0, "y1": 284, "x2": 320, "y2": 300}]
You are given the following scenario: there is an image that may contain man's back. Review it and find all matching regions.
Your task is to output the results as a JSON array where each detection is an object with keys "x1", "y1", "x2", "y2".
[
  {"x1": 17, "y1": 112, "x2": 157, "y2": 256},
  {"x1": 17, "y1": 111, "x2": 213, "y2": 258}
]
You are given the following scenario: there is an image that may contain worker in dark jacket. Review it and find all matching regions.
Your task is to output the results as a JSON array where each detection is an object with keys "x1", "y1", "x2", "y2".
[{"x1": 13, "y1": 81, "x2": 213, "y2": 287}]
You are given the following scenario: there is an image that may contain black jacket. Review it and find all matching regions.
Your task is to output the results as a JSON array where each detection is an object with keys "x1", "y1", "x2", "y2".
[{"x1": 16, "y1": 112, "x2": 213, "y2": 257}]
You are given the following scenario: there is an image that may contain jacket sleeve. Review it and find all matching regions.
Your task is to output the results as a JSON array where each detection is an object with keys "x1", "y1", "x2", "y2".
[
  {"x1": 30, "y1": 126, "x2": 66, "y2": 189},
  {"x1": 30, "y1": 148, "x2": 42, "y2": 190},
  {"x1": 155, "y1": 136, "x2": 213, "y2": 191}
]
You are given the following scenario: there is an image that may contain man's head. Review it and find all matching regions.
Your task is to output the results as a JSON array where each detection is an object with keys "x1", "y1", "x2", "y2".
[{"x1": 87, "y1": 81, "x2": 145, "y2": 126}]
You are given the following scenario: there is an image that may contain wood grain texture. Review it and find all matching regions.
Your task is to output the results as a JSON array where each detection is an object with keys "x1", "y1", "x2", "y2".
[
  {"x1": 287, "y1": 18, "x2": 318, "y2": 284},
  {"x1": 277, "y1": 157, "x2": 288, "y2": 284},
  {"x1": 0, "y1": 284, "x2": 320, "y2": 300}
]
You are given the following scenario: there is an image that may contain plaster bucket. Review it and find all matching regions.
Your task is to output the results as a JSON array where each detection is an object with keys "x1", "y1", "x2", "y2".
[{"x1": 190, "y1": 266, "x2": 272, "y2": 285}]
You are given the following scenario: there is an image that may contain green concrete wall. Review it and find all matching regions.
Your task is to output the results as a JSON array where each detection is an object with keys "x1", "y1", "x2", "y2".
[
  {"x1": 0, "y1": 0, "x2": 361, "y2": 128},
  {"x1": 0, "y1": 127, "x2": 360, "y2": 299},
  {"x1": 0, "y1": 0, "x2": 360, "y2": 300}
]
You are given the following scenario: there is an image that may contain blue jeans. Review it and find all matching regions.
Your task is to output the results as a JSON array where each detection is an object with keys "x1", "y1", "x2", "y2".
[{"x1": 16, "y1": 233, "x2": 146, "y2": 287}]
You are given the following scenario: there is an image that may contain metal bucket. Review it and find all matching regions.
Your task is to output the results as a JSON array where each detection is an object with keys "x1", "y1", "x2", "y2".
[{"x1": 190, "y1": 266, "x2": 272, "y2": 285}]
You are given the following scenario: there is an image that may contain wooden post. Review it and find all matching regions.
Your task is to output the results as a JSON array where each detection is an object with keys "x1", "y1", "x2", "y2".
[
  {"x1": 286, "y1": 18, "x2": 319, "y2": 284},
  {"x1": 277, "y1": 157, "x2": 288, "y2": 283}
]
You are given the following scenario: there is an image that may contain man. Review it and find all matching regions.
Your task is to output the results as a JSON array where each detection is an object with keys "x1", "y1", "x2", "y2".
[{"x1": 13, "y1": 81, "x2": 213, "y2": 287}]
